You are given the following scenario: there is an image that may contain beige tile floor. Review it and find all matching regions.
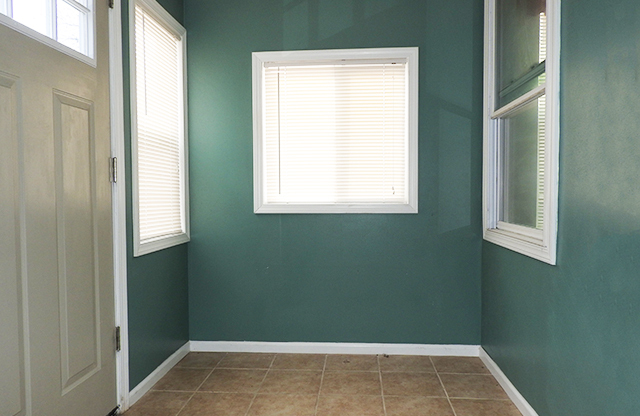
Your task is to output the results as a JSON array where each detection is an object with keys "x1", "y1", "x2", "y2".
[{"x1": 123, "y1": 352, "x2": 522, "y2": 416}]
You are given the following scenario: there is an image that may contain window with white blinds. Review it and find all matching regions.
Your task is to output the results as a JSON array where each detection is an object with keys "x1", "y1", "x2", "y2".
[
  {"x1": 131, "y1": 0, "x2": 188, "y2": 256},
  {"x1": 253, "y1": 48, "x2": 419, "y2": 214}
]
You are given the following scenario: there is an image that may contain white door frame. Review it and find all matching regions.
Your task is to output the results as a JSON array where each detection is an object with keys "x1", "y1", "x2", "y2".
[{"x1": 108, "y1": 0, "x2": 131, "y2": 411}]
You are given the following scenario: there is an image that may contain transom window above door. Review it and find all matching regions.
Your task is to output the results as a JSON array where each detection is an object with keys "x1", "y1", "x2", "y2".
[{"x1": 0, "y1": 0, "x2": 95, "y2": 64}]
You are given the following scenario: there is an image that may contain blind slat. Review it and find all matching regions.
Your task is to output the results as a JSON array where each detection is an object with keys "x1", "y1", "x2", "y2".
[{"x1": 263, "y1": 61, "x2": 408, "y2": 204}]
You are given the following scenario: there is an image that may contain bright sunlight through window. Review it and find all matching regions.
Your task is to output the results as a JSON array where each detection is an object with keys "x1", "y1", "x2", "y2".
[
  {"x1": 253, "y1": 48, "x2": 419, "y2": 214},
  {"x1": 483, "y1": 0, "x2": 560, "y2": 264},
  {"x1": 131, "y1": 0, "x2": 189, "y2": 256},
  {"x1": 0, "y1": 0, "x2": 94, "y2": 59}
]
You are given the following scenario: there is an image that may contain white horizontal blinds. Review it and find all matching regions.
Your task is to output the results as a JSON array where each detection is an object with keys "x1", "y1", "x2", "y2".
[
  {"x1": 535, "y1": 12, "x2": 547, "y2": 230},
  {"x1": 135, "y1": 4, "x2": 184, "y2": 242},
  {"x1": 264, "y1": 61, "x2": 407, "y2": 204}
]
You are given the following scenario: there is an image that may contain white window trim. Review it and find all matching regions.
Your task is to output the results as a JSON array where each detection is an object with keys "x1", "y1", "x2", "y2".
[
  {"x1": 482, "y1": 0, "x2": 560, "y2": 264},
  {"x1": 0, "y1": 0, "x2": 96, "y2": 66},
  {"x1": 130, "y1": 0, "x2": 189, "y2": 256},
  {"x1": 252, "y1": 47, "x2": 419, "y2": 214}
]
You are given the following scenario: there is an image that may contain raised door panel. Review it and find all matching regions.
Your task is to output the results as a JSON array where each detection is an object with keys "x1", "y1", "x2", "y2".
[{"x1": 54, "y1": 92, "x2": 101, "y2": 394}]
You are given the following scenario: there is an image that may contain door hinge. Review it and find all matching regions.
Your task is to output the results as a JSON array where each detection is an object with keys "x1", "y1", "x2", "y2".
[
  {"x1": 108, "y1": 0, "x2": 115, "y2": 9},
  {"x1": 115, "y1": 326, "x2": 121, "y2": 352},
  {"x1": 110, "y1": 157, "x2": 117, "y2": 183},
  {"x1": 106, "y1": 405, "x2": 120, "y2": 416}
]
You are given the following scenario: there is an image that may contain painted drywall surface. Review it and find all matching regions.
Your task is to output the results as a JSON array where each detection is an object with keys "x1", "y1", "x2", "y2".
[
  {"x1": 185, "y1": 0, "x2": 484, "y2": 344},
  {"x1": 122, "y1": 0, "x2": 189, "y2": 388},
  {"x1": 482, "y1": 1, "x2": 640, "y2": 415}
]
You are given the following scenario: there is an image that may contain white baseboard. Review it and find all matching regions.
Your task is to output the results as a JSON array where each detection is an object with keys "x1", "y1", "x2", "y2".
[
  {"x1": 128, "y1": 342, "x2": 190, "y2": 407},
  {"x1": 479, "y1": 348, "x2": 539, "y2": 416},
  {"x1": 189, "y1": 341, "x2": 480, "y2": 357}
]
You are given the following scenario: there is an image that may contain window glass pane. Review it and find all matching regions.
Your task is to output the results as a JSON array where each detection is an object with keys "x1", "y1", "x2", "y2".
[
  {"x1": 56, "y1": 0, "x2": 83, "y2": 53},
  {"x1": 497, "y1": 0, "x2": 546, "y2": 108},
  {"x1": 5, "y1": 0, "x2": 93, "y2": 59},
  {"x1": 13, "y1": 0, "x2": 49, "y2": 35},
  {"x1": 499, "y1": 95, "x2": 545, "y2": 229}
]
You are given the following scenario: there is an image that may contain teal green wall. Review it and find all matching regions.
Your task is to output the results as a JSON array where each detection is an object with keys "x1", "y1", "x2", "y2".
[
  {"x1": 185, "y1": 0, "x2": 484, "y2": 344},
  {"x1": 120, "y1": 0, "x2": 640, "y2": 412},
  {"x1": 123, "y1": 0, "x2": 189, "y2": 388},
  {"x1": 482, "y1": 1, "x2": 640, "y2": 415}
]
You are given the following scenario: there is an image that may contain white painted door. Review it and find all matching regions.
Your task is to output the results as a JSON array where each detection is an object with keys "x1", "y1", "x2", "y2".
[{"x1": 0, "y1": 1, "x2": 116, "y2": 416}]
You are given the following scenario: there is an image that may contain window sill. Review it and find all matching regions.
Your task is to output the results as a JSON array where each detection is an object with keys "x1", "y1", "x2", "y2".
[
  {"x1": 483, "y1": 226, "x2": 555, "y2": 265},
  {"x1": 254, "y1": 202, "x2": 418, "y2": 214},
  {"x1": 134, "y1": 232, "x2": 190, "y2": 257}
]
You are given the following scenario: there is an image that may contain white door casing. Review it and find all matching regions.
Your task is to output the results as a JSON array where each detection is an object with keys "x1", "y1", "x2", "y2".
[{"x1": 0, "y1": 0, "x2": 117, "y2": 415}]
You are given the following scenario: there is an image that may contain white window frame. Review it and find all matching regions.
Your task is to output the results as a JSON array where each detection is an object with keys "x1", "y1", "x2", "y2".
[
  {"x1": 483, "y1": 0, "x2": 560, "y2": 264},
  {"x1": 130, "y1": 0, "x2": 189, "y2": 256},
  {"x1": 0, "y1": 0, "x2": 96, "y2": 65},
  {"x1": 252, "y1": 47, "x2": 419, "y2": 214}
]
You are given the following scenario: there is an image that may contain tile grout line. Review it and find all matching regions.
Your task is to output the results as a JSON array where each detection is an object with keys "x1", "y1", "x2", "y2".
[
  {"x1": 430, "y1": 356, "x2": 459, "y2": 416},
  {"x1": 134, "y1": 353, "x2": 515, "y2": 416},
  {"x1": 175, "y1": 352, "x2": 228, "y2": 416},
  {"x1": 313, "y1": 355, "x2": 328, "y2": 416},
  {"x1": 243, "y1": 353, "x2": 277, "y2": 416},
  {"x1": 377, "y1": 355, "x2": 388, "y2": 416}
]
